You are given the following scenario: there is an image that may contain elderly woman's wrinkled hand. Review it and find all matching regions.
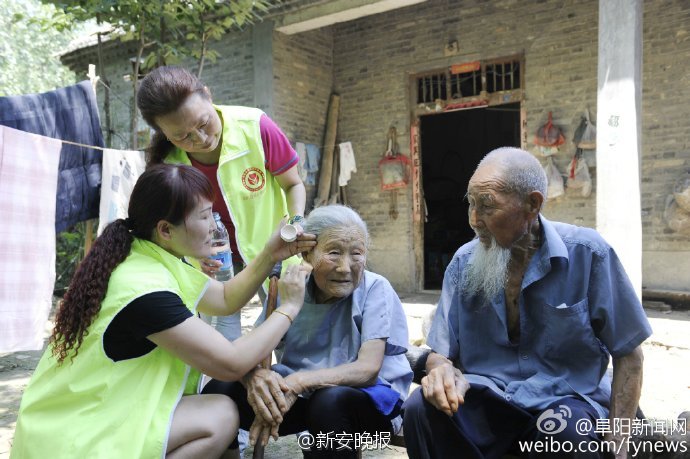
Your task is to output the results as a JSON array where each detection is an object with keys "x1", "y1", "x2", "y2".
[
  {"x1": 248, "y1": 377, "x2": 301, "y2": 447},
  {"x1": 266, "y1": 219, "x2": 317, "y2": 263},
  {"x1": 244, "y1": 368, "x2": 289, "y2": 425},
  {"x1": 249, "y1": 418, "x2": 279, "y2": 447}
]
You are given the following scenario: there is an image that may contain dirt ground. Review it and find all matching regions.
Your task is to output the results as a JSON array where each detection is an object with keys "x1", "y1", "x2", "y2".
[{"x1": 1, "y1": 293, "x2": 689, "y2": 458}]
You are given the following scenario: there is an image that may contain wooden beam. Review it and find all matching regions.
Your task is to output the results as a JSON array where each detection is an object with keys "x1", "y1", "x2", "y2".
[{"x1": 314, "y1": 94, "x2": 341, "y2": 208}]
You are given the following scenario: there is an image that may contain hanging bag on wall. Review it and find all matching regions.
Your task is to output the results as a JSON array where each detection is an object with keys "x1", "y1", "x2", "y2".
[
  {"x1": 534, "y1": 111, "x2": 566, "y2": 147},
  {"x1": 378, "y1": 127, "x2": 411, "y2": 191},
  {"x1": 673, "y1": 173, "x2": 690, "y2": 213},
  {"x1": 567, "y1": 149, "x2": 592, "y2": 197},
  {"x1": 544, "y1": 157, "x2": 564, "y2": 199},
  {"x1": 664, "y1": 173, "x2": 690, "y2": 236},
  {"x1": 573, "y1": 109, "x2": 596, "y2": 150}
]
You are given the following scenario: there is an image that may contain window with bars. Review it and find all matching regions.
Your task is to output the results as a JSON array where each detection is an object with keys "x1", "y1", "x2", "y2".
[
  {"x1": 415, "y1": 56, "x2": 522, "y2": 105},
  {"x1": 486, "y1": 61, "x2": 520, "y2": 92},
  {"x1": 417, "y1": 73, "x2": 447, "y2": 104},
  {"x1": 450, "y1": 68, "x2": 482, "y2": 99}
]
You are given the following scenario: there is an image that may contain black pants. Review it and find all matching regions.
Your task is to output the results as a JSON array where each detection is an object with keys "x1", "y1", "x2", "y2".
[
  {"x1": 403, "y1": 385, "x2": 604, "y2": 459},
  {"x1": 203, "y1": 380, "x2": 395, "y2": 458}
]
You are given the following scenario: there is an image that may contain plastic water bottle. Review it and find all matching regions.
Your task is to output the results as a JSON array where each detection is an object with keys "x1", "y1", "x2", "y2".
[{"x1": 210, "y1": 212, "x2": 233, "y2": 281}]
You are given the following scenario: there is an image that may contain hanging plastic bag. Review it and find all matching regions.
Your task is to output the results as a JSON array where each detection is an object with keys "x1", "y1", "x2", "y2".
[
  {"x1": 378, "y1": 155, "x2": 411, "y2": 190},
  {"x1": 672, "y1": 173, "x2": 690, "y2": 213},
  {"x1": 573, "y1": 109, "x2": 596, "y2": 150},
  {"x1": 537, "y1": 145, "x2": 559, "y2": 157},
  {"x1": 567, "y1": 150, "x2": 592, "y2": 197},
  {"x1": 664, "y1": 174, "x2": 690, "y2": 236},
  {"x1": 378, "y1": 127, "x2": 411, "y2": 191},
  {"x1": 534, "y1": 111, "x2": 565, "y2": 147},
  {"x1": 544, "y1": 157, "x2": 564, "y2": 199},
  {"x1": 664, "y1": 198, "x2": 690, "y2": 236}
]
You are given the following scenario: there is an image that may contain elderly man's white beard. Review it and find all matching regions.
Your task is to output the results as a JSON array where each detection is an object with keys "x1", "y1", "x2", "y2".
[{"x1": 463, "y1": 236, "x2": 511, "y2": 300}]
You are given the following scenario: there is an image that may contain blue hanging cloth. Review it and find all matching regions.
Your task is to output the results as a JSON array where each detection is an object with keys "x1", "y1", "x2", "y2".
[{"x1": 0, "y1": 81, "x2": 104, "y2": 232}]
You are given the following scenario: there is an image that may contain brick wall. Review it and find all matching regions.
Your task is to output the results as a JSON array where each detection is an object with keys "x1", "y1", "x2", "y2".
[
  {"x1": 201, "y1": 30, "x2": 255, "y2": 106},
  {"x1": 272, "y1": 27, "x2": 334, "y2": 207},
  {"x1": 63, "y1": 30, "x2": 255, "y2": 150},
  {"x1": 640, "y1": 0, "x2": 690, "y2": 289},
  {"x1": 273, "y1": 27, "x2": 334, "y2": 143},
  {"x1": 61, "y1": 0, "x2": 690, "y2": 291},
  {"x1": 328, "y1": 0, "x2": 602, "y2": 290}
]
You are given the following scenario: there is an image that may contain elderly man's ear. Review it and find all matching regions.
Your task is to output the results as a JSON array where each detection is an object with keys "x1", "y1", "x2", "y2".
[{"x1": 526, "y1": 191, "x2": 544, "y2": 217}]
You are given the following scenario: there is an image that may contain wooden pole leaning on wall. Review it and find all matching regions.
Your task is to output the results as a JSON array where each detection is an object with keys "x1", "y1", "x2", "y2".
[
  {"x1": 328, "y1": 144, "x2": 340, "y2": 204},
  {"x1": 313, "y1": 93, "x2": 341, "y2": 208}
]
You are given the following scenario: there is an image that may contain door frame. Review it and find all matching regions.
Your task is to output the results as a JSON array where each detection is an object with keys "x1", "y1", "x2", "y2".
[{"x1": 408, "y1": 54, "x2": 526, "y2": 290}]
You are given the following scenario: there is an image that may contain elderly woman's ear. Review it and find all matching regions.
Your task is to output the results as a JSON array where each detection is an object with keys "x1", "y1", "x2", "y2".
[{"x1": 301, "y1": 249, "x2": 314, "y2": 264}]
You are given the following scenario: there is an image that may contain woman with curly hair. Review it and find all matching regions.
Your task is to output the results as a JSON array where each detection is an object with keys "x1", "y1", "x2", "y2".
[{"x1": 10, "y1": 164, "x2": 315, "y2": 459}]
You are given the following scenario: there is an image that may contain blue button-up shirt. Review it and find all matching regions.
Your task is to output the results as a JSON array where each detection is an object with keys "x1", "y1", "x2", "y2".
[{"x1": 427, "y1": 216, "x2": 652, "y2": 417}]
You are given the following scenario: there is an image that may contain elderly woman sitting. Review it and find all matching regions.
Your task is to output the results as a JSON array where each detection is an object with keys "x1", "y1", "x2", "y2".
[{"x1": 203, "y1": 204, "x2": 412, "y2": 458}]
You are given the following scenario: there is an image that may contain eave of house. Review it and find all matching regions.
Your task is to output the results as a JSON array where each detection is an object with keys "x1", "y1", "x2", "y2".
[{"x1": 274, "y1": 0, "x2": 428, "y2": 34}]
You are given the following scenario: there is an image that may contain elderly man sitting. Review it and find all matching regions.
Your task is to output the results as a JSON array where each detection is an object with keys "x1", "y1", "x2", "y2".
[
  {"x1": 403, "y1": 147, "x2": 651, "y2": 459},
  {"x1": 204, "y1": 204, "x2": 413, "y2": 458}
]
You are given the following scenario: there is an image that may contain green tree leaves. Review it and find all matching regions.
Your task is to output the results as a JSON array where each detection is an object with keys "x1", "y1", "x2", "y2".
[{"x1": 0, "y1": 0, "x2": 82, "y2": 96}]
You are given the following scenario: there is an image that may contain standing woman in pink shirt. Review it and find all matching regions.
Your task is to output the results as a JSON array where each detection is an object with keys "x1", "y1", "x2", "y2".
[{"x1": 137, "y1": 65, "x2": 306, "y2": 342}]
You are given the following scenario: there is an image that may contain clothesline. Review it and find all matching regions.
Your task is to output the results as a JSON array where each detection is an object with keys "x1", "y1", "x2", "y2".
[
  {"x1": 59, "y1": 137, "x2": 145, "y2": 152},
  {"x1": 60, "y1": 137, "x2": 331, "y2": 153}
]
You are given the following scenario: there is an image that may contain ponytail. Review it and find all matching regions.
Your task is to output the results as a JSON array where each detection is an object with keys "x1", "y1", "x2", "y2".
[
  {"x1": 146, "y1": 131, "x2": 175, "y2": 166},
  {"x1": 51, "y1": 219, "x2": 133, "y2": 364}
]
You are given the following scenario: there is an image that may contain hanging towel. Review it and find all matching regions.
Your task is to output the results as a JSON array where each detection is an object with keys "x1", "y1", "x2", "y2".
[
  {"x1": 0, "y1": 81, "x2": 104, "y2": 233},
  {"x1": 338, "y1": 141, "x2": 357, "y2": 187},
  {"x1": 0, "y1": 126, "x2": 61, "y2": 352},
  {"x1": 295, "y1": 142, "x2": 308, "y2": 182},
  {"x1": 304, "y1": 143, "x2": 321, "y2": 186},
  {"x1": 97, "y1": 149, "x2": 146, "y2": 235}
]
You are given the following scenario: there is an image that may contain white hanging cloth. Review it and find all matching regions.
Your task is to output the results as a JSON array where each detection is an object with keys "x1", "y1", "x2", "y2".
[
  {"x1": 97, "y1": 148, "x2": 146, "y2": 235},
  {"x1": 338, "y1": 141, "x2": 357, "y2": 187},
  {"x1": 0, "y1": 126, "x2": 61, "y2": 352}
]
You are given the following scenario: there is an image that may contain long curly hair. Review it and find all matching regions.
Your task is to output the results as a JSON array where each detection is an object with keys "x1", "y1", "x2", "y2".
[
  {"x1": 136, "y1": 66, "x2": 212, "y2": 165},
  {"x1": 51, "y1": 164, "x2": 214, "y2": 364}
]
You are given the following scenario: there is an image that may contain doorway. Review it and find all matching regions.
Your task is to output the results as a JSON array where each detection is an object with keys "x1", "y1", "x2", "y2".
[{"x1": 421, "y1": 102, "x2": 521, "y2": 289}]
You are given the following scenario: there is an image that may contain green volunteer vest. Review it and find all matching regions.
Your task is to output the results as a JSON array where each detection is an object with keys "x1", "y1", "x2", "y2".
[
  {"x1": 165, "y1": 106, "x2": 300, "y2": 278},
  {"x1": 11, "y1": 239, "x2": 210, "y2": 459}
]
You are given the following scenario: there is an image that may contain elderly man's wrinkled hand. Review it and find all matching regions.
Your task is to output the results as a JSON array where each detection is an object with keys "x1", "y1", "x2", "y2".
[
  {"x1": 283, "y1": 373, "x2": 305, "y2": 404},
  {"x1": 245, "y1": 368, "x2": 289, "y2": 425},
  {"x1": 421, "y1": 363, "x2": 468, "y2": 416}
]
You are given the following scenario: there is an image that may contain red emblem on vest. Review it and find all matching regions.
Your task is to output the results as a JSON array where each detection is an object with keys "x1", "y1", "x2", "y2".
[{"x1": 242, "y1": 167, "x2": 266, "y2": 192}]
